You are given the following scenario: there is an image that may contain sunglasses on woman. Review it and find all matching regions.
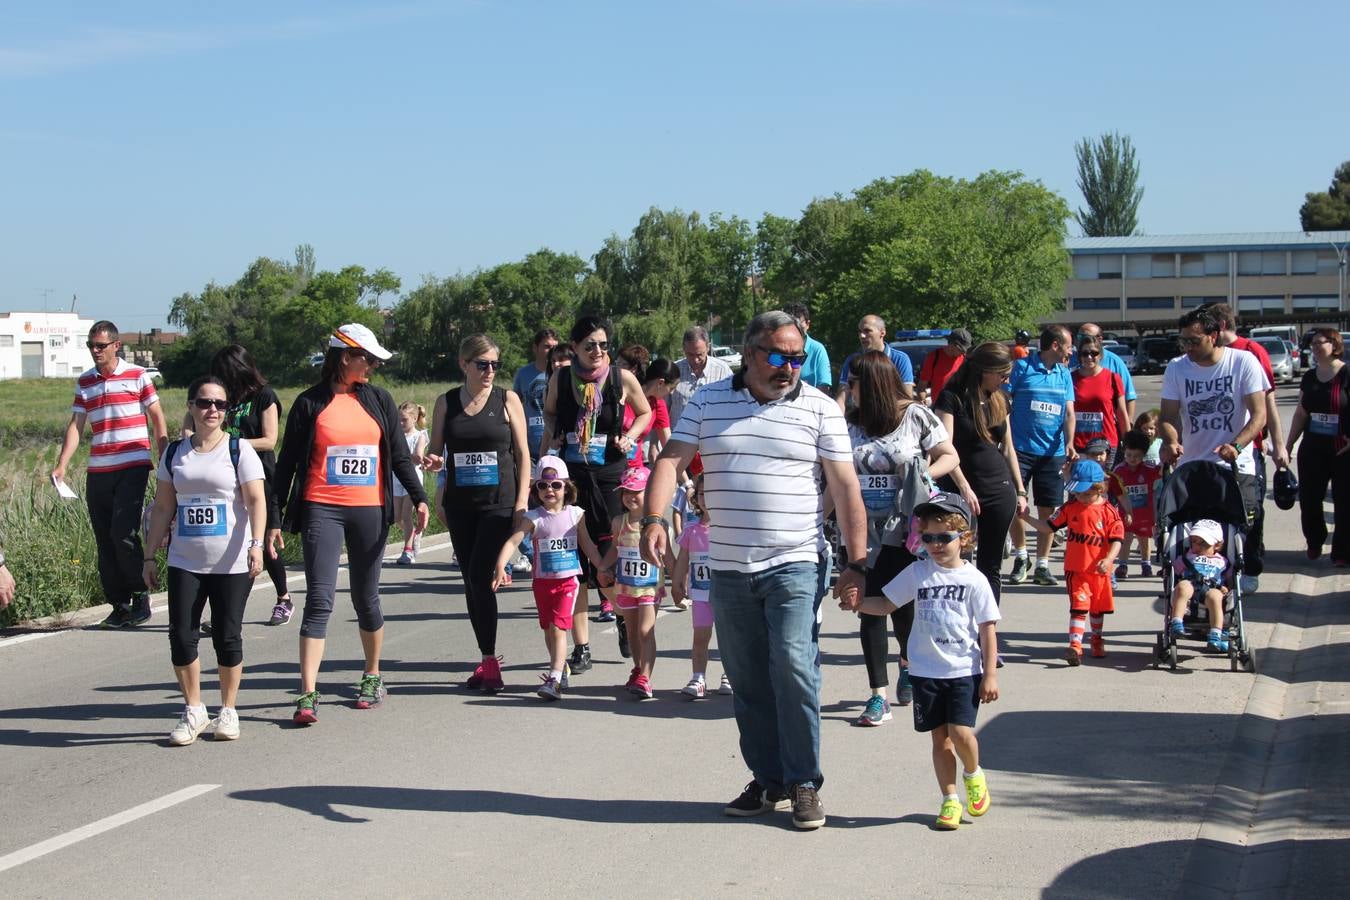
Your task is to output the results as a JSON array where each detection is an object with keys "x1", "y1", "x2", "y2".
[
  {"x1": 535, "y1": 480, "x2": 565, "y2": 492},
  {"x1": 192, "y1": 398, "x2": 230, "y2": 411},
  {"x1": 581, "y1": 340, "x2": 609, "y2": 353},
  {"x1": 1079, "y1": 350, "x2": 1101, "y2": 358},
  {"x1": 920, "y1": 531, "x2": 963, "y2": 545},
  {"x1": 473, "y1": 359, "x2": 502, "y2": 372},
  {"x1": 351, "y1": 351, "x2": 382, "y2": 367}
]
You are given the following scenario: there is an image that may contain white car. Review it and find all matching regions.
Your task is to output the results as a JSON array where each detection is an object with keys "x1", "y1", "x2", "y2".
[
  {"x1": 1101, "y1": 340, "x2": 1137, "y2": 374},
  {"x1": 1255, "y1": 338, "x2": 1294, "y2": 383},
  {"x1": 144, "y1": 366, "x2": 164, "y2": 384},
  {"x1": 710, "y1": 345, "x2": 742, "y2": 370},
  {"x1": 309, "y1": 353, "x2": 326, "y2": 367}
]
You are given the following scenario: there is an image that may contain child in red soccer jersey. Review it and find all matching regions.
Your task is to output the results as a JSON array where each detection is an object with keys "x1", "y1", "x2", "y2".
[
  {"x1": 1110, "y1": 430, "x2": 1163, "y2": 578},
  {"x1": 1023, "y1": 459, "x2": 1124, "y2": 665}
]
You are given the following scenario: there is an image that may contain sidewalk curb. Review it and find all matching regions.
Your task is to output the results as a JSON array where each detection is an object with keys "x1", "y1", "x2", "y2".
[{"x1": 1179, "y1": 571, "x2": 1329, "y2": 896}]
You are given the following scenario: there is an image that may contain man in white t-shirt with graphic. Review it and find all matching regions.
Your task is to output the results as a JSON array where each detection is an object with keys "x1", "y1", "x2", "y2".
[{"x1": 1160, "y1": 307, "x2": 1268, "y2": 562}]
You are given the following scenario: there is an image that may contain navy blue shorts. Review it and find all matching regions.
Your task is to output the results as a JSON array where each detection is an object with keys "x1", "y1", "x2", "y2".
[
  {"x1": 910, "y1": 674, "x2": 982, "y2": 732},
  {"x1": 1018, "y1": 454, "x2": 1065, "y2": 509}
]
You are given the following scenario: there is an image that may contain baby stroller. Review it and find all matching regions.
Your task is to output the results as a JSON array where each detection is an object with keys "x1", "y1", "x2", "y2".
[{"x1": 1150, "y1": 461, "x2": 1257, "y2": 673}]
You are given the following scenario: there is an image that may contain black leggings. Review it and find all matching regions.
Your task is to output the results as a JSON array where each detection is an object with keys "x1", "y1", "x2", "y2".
[
  {"x1": 860, "y1": 544, "x2": 917, "y2": 689},
  {"x1": 1298, "y1": 444, "x2": 1350, "y2": 561},
  {"x1": 939, "y1": 475, "x2": 1017, "y2": 605},
  {"x1": 167, "y1": 568, "x2": 253, "y2": 667},
  {"x1": 299, "y1": 504, "x2": 388, "y2": 639},
  {"x1": 445, "y1": 508, "x2": 517, "y2": 656}
]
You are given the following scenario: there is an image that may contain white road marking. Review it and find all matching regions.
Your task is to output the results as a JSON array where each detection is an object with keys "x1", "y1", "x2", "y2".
[{"x1": 0, "y1": 784, "x2": 220, "y2": 874}]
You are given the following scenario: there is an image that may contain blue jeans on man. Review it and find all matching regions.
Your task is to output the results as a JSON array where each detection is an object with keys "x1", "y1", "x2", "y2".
[{"x1": 710, "y1": 553, "x2": 828, "y2": 794}]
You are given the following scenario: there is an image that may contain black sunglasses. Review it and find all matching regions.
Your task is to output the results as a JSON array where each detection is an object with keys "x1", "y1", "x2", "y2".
[
  {"x1": 535, "y1": 480, "x2": 565, "y2": 492},
  {"x1": 1178, "y1": 336, "x2": 1205, "y2": 348},
  {"x1": 192, "y1": 398, "x2": 229, "y2": 411},
  {"x1": 920, "y1": 531, "x2": 963, "y2": 545},
  {"x1": 1080, "y1": 350, "x2": 1101, "y2": 358},
  {"x1": 581, "y1": 340, "x2": 610, "y2": 353},
  {"x1": 473, "y1": 359, "x2": 503, "y2": 372},
  {"x1": 350, "y1": 350, "x2": 382, "y2": 366},
  {"x1": 86, "y1": 340, "x2": 115, "y2": 351}
]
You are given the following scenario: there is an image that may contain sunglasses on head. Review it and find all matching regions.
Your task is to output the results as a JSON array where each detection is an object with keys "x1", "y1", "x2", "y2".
[
  {"x1": 192, "y1": 398, "x2": 229, "y2": 411},
  {"x1": 86, "y1": 340, "x2": 115, "y2": 351},
  {"x1": 473, "y1": 359, "x2": 502, "y2": 372},
  {"x1": 758, "y1": 346, "x2": 807, "y2": 369},
  {"x1": 920, "y1": 531, "x2": 963, "y2": 545},
  {"x1": 581, "y1": 340, "x2": 609, "y2": 352},
  {"x1": 535, "y1": 480, "x2": 565, "y2": 492}
]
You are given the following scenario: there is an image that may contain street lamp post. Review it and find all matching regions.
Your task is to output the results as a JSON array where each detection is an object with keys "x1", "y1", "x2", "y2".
[{"x1": 1332, "y1": 240, "x2": 1348, "y2": 313}]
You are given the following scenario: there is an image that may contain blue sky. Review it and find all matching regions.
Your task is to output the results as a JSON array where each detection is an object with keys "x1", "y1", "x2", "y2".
[{"x1": 2, "y1": 1, "x2": 1346, "y2": 329}]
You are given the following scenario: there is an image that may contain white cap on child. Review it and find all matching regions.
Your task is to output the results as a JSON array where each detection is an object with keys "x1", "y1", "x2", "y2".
[{"x1": 1189, "y1": 519, "x2": 1223, "y2": 546}]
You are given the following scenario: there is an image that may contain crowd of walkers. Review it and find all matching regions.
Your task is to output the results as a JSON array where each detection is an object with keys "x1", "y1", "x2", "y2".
[{"x1": 31, "y1": 300, "x2": 1343, "y2": 832}]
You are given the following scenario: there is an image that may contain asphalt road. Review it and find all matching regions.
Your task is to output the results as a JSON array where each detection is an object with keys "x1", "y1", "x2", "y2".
[{"x1": 0, "y1": 380, "x2": 1329, "y2": 898}]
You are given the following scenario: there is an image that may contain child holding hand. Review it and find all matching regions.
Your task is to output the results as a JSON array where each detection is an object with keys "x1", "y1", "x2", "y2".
[
  {"x1": 671, "y1": 475, "x2": 731, "y2": 699},
  {"x1": 842, "y1": 492, "x2": 1000, "y2": 832},
  {"x1": 1169, "y1": 518, "x2": 1232, "y2": 654}
]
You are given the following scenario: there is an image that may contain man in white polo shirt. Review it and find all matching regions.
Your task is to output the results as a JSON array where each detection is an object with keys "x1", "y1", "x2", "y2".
[
  {"x1": 52, "y1": 321, "x2": 168, "y2": 628},
  {"x1": 642, "y1": 310, "x2": 868, "y2": 831}
]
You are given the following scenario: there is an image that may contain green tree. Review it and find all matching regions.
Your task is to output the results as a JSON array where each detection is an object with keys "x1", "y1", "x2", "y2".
[
  {"x1": 1300, "y1": 160, "x2": 1350, "y2": 231},
  {"x1": 1074, "y1": 132, "x2": 1143, "y2": 236}
]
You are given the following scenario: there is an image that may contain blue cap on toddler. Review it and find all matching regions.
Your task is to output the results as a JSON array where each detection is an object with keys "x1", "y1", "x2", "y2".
[{"x1": 1066, "y1": 459, "x2": 1106, "y2": 493}]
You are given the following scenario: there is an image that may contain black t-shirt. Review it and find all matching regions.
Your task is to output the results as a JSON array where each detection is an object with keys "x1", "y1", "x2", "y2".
[
  {"x1": 1298, "y1": 366, "x2": 1350, "y2": 449},
  {"x1": 225, "y1": 385, "x2": 282, "y2": 477},
  {"x1": 935, "y1": 388, "x2": 1010, "y2": 489}
]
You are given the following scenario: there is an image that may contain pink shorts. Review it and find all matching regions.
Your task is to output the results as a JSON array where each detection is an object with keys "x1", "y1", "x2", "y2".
[
  {"x1": 532, "y1": 577, "x2": 578, "y2": 630},
  {"x1": 691, "y1": 598, "x2": 714, "y2": 629},
  {"x1": 614, "y1": 592, "x2": 658, "y2": 611}
]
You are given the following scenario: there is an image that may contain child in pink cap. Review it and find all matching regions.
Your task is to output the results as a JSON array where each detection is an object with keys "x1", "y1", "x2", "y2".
[
  {"x1": 494, "y1": 455, "x2": 608, "y2": 700},
  {"x1": 599, "y1": 465, "x2": 669, "y2": 699}
]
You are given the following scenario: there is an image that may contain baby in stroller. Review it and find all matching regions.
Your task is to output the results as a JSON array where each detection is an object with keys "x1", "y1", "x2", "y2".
[{"x1": 1168, "y1": 518, "x2": 1231, "y2": 653}]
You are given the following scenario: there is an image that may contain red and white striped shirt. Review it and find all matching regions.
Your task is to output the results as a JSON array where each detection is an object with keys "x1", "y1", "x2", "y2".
[{"x1": 72, "y1": 358, "x2": 160, "y2": 471}]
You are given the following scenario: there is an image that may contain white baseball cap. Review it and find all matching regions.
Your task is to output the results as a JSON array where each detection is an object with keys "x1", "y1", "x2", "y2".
[
  {"x1": 330, "y1": 323, "x2": 392, "y2": 360},
  {"x1": 1189, "y1": 519, "x2": 1223, "y2": 546}
]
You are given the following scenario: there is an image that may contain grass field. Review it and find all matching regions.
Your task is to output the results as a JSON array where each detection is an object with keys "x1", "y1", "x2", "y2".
[{"x1": 0, "y1": 375, "x2": 460, "y2": 627}]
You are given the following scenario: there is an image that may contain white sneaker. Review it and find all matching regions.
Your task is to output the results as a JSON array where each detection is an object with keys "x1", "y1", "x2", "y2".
[
  {"x1": 169, "y1": 706, "x2": 209, "y2": 746},
  {"x1": 213, "y1": 707, "x2": 240, "y2": 741},
  {"x1": 516, "y1": 557, "x2": 533, "y2": 575},
  {"x1": 682, "y1": 677, "x2": 706, "y2": 699},
  {"x1": 718, "y1": 674, "x2": 733, "y2": 696},
  {"x1": 536, "y1": 675, "x2": 562, "y2": 701}
]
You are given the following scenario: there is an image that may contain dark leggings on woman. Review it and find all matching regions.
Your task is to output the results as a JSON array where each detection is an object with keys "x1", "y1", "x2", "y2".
[
  {"x1": 445, "y1": 507, "x2": 517, "y2": 656},
  {"x1": 939, "y1": 475, "x2": 1017, "y2": 606},
  {"x1": 299, "y1": 503, "x2": 389, "y2": 639},
  {"x1": 860, "y1": 544, "x2": 917, "y2": 689},
  {"x1": 167, "y1": 568, "x2": 253, "y2": 667},
  {"x1": 1298, "y1": 447, "x2": 1350, "y2": 561}
]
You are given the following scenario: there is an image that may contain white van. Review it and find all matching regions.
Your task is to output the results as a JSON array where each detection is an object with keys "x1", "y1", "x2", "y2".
[{"x1": 1249, "y1": 325, "x2": 1298, "y2": 346}]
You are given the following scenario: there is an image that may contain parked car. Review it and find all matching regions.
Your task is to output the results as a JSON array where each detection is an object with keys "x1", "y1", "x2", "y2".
[
  {"x1": 144, "y1": 366, "x2": 164, "y2": 385},
  {"x1": 710, "y1": 345, "x2": 742, "y2": 370},
  {"x1": 1255, "y1": 337, "x2": 1294, "y2": 383},
  {"x1": 1283, "y1": 339, "x2": 1300, "y2": 371},
  {"x1": 1101, "y1": 340, "x2": 1137, "y2": 374},
  {"x1": 308, "y1": 353, "x2": 325, "y2": 367},
  {"x1": 1139, "y1": 336, "x2": 1180, "y2": 374}
]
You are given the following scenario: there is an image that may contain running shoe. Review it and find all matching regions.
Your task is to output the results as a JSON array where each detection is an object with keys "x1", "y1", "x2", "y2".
[
  {"x1": 200, "y1": 621, "x2": 212, "y2": 636},
  {"x1": 470, "y1": 656, "x2": 504, "y2": 693},
  {"x1": 1006, "y1": 555, "x2": 1029, "y2": 584},
  {"x1": 1090, "y1": 635, "x2": 1106, "y2": 658},
  {"x1": 1032, "y1": 564, "x2": 1058, "y2": 587},
  {"x1": 964, "y1": 771, "x2": 990, "y2": 817},
  {"x1": 624, "y1": 667, "x2": 641, "y2": 693},
  {"x1": 396, "y1": 549, "x2": 413, "y2": 565},
  {"x1": 936, "y1": 796, "x2": 963, "y2": 830},
  {"x1": 536, "y1": 674, "x2": 562, "y2": 701},
  {"x1": 355, "y1": 674, "x2": 386, "y2": 709},
  {"x1": 596, "y1": 599, "x2": 616, "y2": 623},
  {"x1": 1206, "y1": 632, "x2": 1230, "y2": 653},
  {"x1": 1169, "y1": 619, "x2": 1185, "y2": 638},
  {"x1": 97, "y1": 604, "x2": 130, "y2": 629},
  {"x1": 631, "y1": 674, "x2": 653, "y2": 699},
  {"x1": 617, "y1": 616, "x2": 631, "y2": 659},
  {"x1": 724, "y1": 781, "x2": 789, "y2": 817},
  {"x1": 169, "y1": 706, "x2": 209, "y2": 746},
  {"x1": 126, "y1": 592, "x2": 153, "y2": 626},
  {"x1": 854, "y1": 695, "x2": 892, "y2": 726},
  {"x1": 682, "y1": 677, "x2": 706, "y2": 699},
  {"x1": 1114, "y1": 563, "x2": 1128, "y2": 580},
  {"x1": 267, "y1": 599, "x2": 294, "y2": 626},
  {"x1": 213, "y1": 707, "x2": 240, "y2": 741},
  {"x1": 568, "y1": 644, "x2": 592, "y2": 674},
  {"x1": 1141, "y1": 561, "x2": 1154, "y2": 578},
  {"x1": 718, "y1": 673, "x2": 733, "y2": 695},
  {"x1": 896, "y1": 667, "x2": 914, "y2": 706},
  {"x1": 293, "y1": 690, "x2": 320, "y2": 725},
  {"x1": 1064, "y1": 645, "x2": 1082, "y2": 666},
  {"x1": 790, "y1": 784, "x2": 825, "y2": 830}
]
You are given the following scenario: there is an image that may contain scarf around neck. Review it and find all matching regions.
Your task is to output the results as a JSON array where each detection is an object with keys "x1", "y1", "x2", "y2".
[{"x1": 571, "y1": 361, "x2": 611, "y2": 449}]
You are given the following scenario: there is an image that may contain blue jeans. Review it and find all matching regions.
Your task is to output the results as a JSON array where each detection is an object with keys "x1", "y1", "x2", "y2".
[{"x1": 711, "y1": 553, "x2": 829, "y2": 793}]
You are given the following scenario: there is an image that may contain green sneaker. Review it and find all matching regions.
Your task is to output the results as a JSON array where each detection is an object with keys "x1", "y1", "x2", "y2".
[
  {"x1": 355, "y1": 674, "x2": 386, "y2": 709},
  {"x1": 293, "y1": 690, "x2": 320, "y2": 725},
  {"x1": 896, "y1": 667, "x2": 914, "y2": 706},
  {"x1": 936, "y1": 795, "x2": 962, "y2": 830},
  {"x1": 964, "y1": 770, "x2": 990, "y2": 817}
]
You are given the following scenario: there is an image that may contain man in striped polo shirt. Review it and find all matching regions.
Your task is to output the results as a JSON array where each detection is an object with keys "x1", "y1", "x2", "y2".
[
  {"x1": 642, "y1": 310, "x2": 869, "y2": 831},
  {"x1": 52, "y1": 321, "x2": 168, "y2": 628}
]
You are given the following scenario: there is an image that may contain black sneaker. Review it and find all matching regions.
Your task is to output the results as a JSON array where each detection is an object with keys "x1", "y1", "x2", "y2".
[
  {"x1": 790, "y1": 784, "x2": 826, "y2": 830},
  {"x1": 616, "y1": 615, "x2": 631, "y2": 659},
  {"x1": 126, "y1": 592, "x2": 153, "y2": 626},
  {"x1": 1006, "y1": 555, "x2": 1029, "y2": 584},
  {"x1": 97, "y1": 604, "x2": 130, "y2": 629},
  {"x1": 1032, "y1": 563, "x2": 1058, "y2": 587},
  {"x1": 724, "y1": 781, "x2": 790, "y2": 817},
  {"x1": 568, "y1": 644, "x2": 592, "y2": 674},
  {"x1": 200, "y1": 621, "x2": 212, "y2": 636}
]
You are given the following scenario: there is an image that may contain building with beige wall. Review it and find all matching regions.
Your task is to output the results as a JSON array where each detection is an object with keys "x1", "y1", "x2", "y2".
[{"x1": 1059, "y1": 231, "x2": 1349, "y2": 334}]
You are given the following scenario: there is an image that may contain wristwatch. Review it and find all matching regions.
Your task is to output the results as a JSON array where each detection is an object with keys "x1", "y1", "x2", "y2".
[
  {"x1": 639, "y1": 514, "x2": 669, "y2": 529},
  {"x1": 845, "y1": 560, "x2": 868, "y2": 576},
  {"x1": 247, "y1": 539, "x2": 264, "y2": 549}
]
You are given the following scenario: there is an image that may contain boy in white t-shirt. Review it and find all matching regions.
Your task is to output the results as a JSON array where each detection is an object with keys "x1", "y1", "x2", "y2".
[{"x1": 842, "y1": 492, "x2": 1001, "y2": 831}]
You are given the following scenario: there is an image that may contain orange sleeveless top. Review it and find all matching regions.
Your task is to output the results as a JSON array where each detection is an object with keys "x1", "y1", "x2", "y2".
[{"x1": 304, "y1": 392, "x2": 383, "y2": 507}]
